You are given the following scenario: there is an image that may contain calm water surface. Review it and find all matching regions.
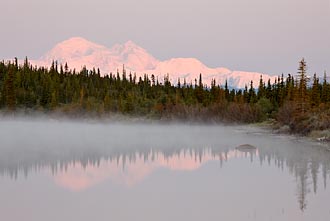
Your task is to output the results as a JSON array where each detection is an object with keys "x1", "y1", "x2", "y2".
[{"x1": 0, "y1": 120, "x2": 330, "y2": 221}]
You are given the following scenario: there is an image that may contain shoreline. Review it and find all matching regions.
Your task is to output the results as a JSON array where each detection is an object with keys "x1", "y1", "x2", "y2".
[{"x1": 251, "y1": 119, "x2": 330, "y2": 147}]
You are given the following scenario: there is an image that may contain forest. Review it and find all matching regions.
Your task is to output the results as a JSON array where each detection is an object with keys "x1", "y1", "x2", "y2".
[{"x1": 0, "y1": 58, "x2": 329, "y2": 134}]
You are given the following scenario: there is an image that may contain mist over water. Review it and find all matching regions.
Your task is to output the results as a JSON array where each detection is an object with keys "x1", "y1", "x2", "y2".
[{"x1": 0, "y1": 119, "x2": 330, "y2": 221}]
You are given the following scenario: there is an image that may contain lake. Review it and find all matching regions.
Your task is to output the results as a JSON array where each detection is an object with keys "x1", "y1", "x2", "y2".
[{"x1": 0, "y1": 119, "x2": 329, "y2": 221}]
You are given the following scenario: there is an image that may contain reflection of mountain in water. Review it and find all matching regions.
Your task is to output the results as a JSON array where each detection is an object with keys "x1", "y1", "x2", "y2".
[
  {"x1": 0, "y1": 140, "x2": 329, "y2": 212},
  {"x1": 52, "y1": 149, "x2": 252, "y2": 191}
]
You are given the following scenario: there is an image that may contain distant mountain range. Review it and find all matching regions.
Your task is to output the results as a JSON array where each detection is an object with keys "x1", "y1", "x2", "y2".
[{"x1": 29, "y1": 37, "x2": 277, "y2": 88}]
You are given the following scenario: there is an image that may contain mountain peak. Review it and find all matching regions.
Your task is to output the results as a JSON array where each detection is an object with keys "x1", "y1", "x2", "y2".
[
  {"x1": 111, "y1": 40, "x2": 146, "y2": 54},
  {"x1": 124, "y1": 40, "x2": 139, "y2": 48},
  {"x1": 40, "y1": 37, "x2": 108, "y2": 61},
  {"x1": 55, "y1": 37, "x2": 103, "y2": 49},
  {"x1": 64, "y1": 36, "x2": 90, "y2": 43},
  {"x1": 110, "y1": 40, "x2": 159, "y2": 71}
]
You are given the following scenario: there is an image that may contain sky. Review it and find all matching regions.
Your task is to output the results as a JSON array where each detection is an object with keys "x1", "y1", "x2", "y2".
[{"x1": 1, "y1": 0, "x2": 329, "y2": 75}]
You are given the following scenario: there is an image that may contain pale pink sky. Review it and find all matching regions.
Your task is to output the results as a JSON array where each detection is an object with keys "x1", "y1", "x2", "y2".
[{"x1": 1, "y1": 0, "x2": 329, "y2": 75}]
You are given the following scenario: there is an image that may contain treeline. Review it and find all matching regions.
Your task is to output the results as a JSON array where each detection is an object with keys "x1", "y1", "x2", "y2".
[{"x1": 0, "y1": 58, "x2": 329, "y2": 133}]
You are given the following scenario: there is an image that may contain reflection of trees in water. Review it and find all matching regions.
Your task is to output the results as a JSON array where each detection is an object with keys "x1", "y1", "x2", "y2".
[
  {"x1": 0, "y1": 146, "x2": 230, "y2": 179},
  {"x1": 0, "y1": 142, "x2": 329, "y2": 211},
  {"x1": 257, "y1": 142, "x2": 330, "y2": 211},
  {"x1": 296, "y1": 162, "x2": 309, "y2": 211}
]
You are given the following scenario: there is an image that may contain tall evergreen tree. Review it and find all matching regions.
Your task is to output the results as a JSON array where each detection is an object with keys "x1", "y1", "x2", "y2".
[{"x1": 296, "y1": 58, "x2": 309, "y2": 113}]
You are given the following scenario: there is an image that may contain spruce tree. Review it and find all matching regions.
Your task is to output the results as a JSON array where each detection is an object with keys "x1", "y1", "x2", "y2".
[
  {"x1": 296, "y1": 58, "x2": 309, "y2": 113},
  {"x1": 311, "y1": 73, "x2": 320, "y2": 107}
]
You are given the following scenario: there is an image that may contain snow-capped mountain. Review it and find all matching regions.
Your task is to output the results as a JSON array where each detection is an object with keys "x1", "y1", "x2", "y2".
[
  {"x1": 33, "y1": 37, "x2": 159, "y2": 74},
  {"x1": 30, "y1": 37, "x2": 276, "y2": 88}
]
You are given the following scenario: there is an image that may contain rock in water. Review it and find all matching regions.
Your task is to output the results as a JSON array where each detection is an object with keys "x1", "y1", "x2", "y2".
[{"x1": 235, "y1": 144, "x2": 257, "y2": 153}]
